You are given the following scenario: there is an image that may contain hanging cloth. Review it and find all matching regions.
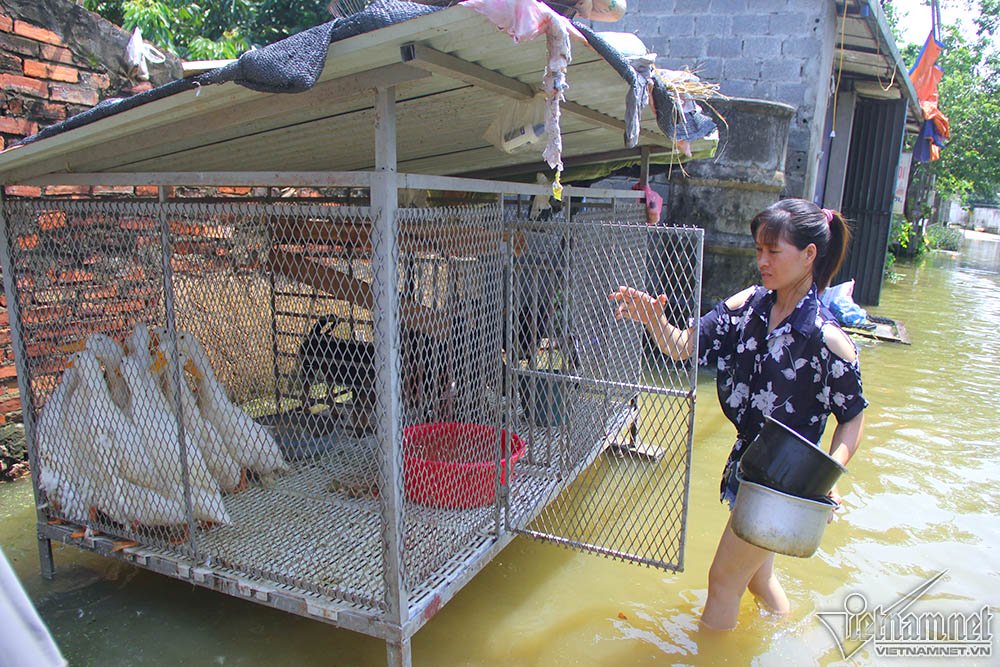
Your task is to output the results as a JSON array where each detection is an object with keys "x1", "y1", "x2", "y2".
[{"x1": 908, "y1": 31, "x2": 950, "y2": 162}]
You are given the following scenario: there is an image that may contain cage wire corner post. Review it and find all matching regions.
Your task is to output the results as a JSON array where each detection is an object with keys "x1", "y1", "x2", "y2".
[
  {"x1": 0, "y1": 190, "x2": 55, "y2": 579},
  {"x1": 373, "y1": 84, "x2": 411, "y2": 667}
]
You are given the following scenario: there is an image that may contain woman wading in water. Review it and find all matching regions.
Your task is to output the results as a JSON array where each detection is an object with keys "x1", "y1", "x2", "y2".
[{"x1": 610, "y1": 198, "x2": 867, "y2": 629}]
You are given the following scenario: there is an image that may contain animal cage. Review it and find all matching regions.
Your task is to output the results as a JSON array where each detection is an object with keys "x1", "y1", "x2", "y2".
[
  {"x1": 1, "y1": 182, "x2": 702, "y2": 663},
  {"x1": 0, "y1": 3, "x2": 715, "y2": 662}
]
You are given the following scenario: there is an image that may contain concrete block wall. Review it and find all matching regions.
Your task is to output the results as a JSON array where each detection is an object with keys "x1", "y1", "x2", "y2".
[{"x1": 599, "y1": 0, "x2": 838, "y2": 198}]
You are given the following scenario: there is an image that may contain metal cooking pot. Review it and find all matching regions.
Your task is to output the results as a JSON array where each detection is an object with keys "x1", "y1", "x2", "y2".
[
  {"x1": 739, "y1": 416, "x2": 847, "y2": 499},
  {"x1": 731, "y1": 469, "x2": 838, "y2": 558}
]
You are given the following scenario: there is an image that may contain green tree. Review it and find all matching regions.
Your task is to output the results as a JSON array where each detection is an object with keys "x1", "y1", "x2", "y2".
[
  {"x1": 83, "y1": 0, "x2": 337, "y2": 60},
  {"x1": 893, "y1": 1, "x2": 1000, "y2": 204}
]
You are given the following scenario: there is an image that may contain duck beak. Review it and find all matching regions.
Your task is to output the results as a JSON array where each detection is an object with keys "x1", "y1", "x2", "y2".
[
  {"x1": 184, "y1": 359, "x2": 202, "y2": 380},
  {"x1": 61, "y1": 340, "x2": 86, "y2": 353},
  {"x1": 150, "y1": 350, "x2": 167, "y2": 374}
]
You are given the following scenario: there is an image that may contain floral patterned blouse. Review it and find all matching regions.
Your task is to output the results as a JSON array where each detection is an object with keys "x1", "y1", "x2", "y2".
[{"x1": 698, "y1": 284, "x2": 867, "y2": 474}]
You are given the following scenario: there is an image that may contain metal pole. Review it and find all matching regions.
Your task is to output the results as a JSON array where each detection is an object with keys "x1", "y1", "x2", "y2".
[
  {"x1": 639, "y1": 146, "x2": 651, "y2": 186},
  {"x1": 0, "y1": 192, "x2": 54, "y2": 578},
  {"x1": 157, "y1": 187, "x2": 198, "y2": 555},
  {"x1": 372, "y1": 86, "x2": 409, "y2": 663}
]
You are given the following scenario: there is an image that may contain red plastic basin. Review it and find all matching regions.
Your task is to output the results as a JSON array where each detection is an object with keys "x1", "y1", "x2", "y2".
[{"x1": 403, "y1": 422, "x2": 526, "y2": 509}]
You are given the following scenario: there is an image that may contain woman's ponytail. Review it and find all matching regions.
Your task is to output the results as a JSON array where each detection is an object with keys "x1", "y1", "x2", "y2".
[{"x1": 814, "y1": 209, "x2": 851, "y2": 291}]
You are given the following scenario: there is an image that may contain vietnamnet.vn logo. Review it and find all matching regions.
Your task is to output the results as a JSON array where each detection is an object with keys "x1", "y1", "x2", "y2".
[{"x1": 817, "y1": 571, "x2": 994, "y2": 659}]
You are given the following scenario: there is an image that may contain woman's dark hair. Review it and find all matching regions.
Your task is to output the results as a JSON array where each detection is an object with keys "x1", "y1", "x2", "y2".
[{"x1": 750, "y1": 198, "x2": 851, "y2": 291}]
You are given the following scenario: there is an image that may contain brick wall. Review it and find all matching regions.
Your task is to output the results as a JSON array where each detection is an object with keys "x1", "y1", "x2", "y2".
[
  {"x1": 0, "y1": 0, "x2": 182, "y2": 442},
  {"x1": 603, "y1": 0, "x2": 837, "y2": 198}
]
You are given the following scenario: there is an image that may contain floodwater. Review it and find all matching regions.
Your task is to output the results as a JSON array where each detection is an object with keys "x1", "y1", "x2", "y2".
[{"x1": 2, "y1": 232, "x2": 998, "y2": 666}]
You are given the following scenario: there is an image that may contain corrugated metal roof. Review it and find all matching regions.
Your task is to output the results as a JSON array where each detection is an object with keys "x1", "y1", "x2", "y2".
[{"x1": 0, "y1": 4, "x2": 698, "y2": 185}]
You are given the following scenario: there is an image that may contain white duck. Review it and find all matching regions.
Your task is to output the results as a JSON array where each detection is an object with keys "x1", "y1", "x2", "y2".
[
  {"x1": 84, "y1": 333, "x2": 131, "y2": 413},
  {"x1": 173, "y1": 330, "x2": 288, "y2": 477},
  {"x1": 125, "y1": 322, "x2": 153, "y2": 359},
  {"x1": 119, "y1": 353, "x2": 231, "y2": 526},
  {"x1": 157, "y1": 339, "x2": 245, "y2": 493},
  {"x1": 73, "y1": 350, "x2": 160, "y2": 491},
  {"x1": 36, "y1": 358, "x2": 83, "y2": 515}
]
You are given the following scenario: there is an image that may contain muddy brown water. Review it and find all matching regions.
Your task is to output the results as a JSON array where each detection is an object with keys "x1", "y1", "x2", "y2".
[{"x1": 2, "y1": 233, "x2": 997, "y2": 665}]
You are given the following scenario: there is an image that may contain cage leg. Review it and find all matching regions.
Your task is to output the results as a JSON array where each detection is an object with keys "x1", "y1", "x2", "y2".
[
  {"x1": 386, "y1": 638, "x2": 411, "y2": 667},
  {"x1": 37, "y1": 536, "x2": 55, "y2": 580}
]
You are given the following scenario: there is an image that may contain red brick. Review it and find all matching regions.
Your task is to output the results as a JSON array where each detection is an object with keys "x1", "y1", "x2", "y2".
[
  {"x1": 23, "y1": 60, "x2": 78, "y2": 83},
  {"x1": 80, "y1": 299, "x2": 146, "y2": 316},
  {"x1": 169, "y1": 220, "x2": 204, "y2": 236},
  {"x1": 47, "y1": 83, "x2": 97, "y2": 106},
  {"x1": 0, "y1": 311, "x2": 7, "y2": 327},
  {"x1": 80, "y1": 71, "x2": 110, "y2": 90},
  {"x1": 22, "y1": 305, "x2": 70, "y2": 324},
  {"x1": 38, "y1": 44, "x2": 73, "y2": 65},
  {"x1": 121, "y1": 266, "x2": 146, "y2": 282},
  {"x1": 55, "y1": 269, "x2": 92, "y2": 284},
  {"x1": 218, "y1": 186, "x2": 253, "y2": 196},
  {"x1": 16, "y1": 234, "x2": 38, "y2": 250},
  {"x1": 0, "y1": 74, "x2": 43, "y2": 98},
  {"x1": 120, "y1": 217, "x2": 156, "y2": 231},
  {"x1": 0, "y1": 14, "x2": 13, "y2": 32},
  {"x1": 4, "y1": 185, "x2": 42, "y2": 197},
  {"x1": 135, "y1": 185, "x2": 159, "y2": 197},
  {"x1": 0, "y1": 365, "x2": 16, "y2": 380},
  {"x1": 0, "y1": 397, "x2": 21, "y2": 414},
  {"x1": 124, "y1": 81, "x2": 153, "y2": 95},
  {"x1": 4, "y1": 98, "x2": 24, "y2": 117},
  {"x1": 24, "y1": 343, "x2": 56, "y2": 357},
  {"x1": 13, "y1": 21, "x2": 63, "y2": 47},
  {"x1": 0, "y1": 115, "x2": 37, "y2": 136},
  {"x1": 33, "y1": 287, "x2": 69, "y2": 304},
  {"x1": 27, "y1": 100, "x2": 66, "y2": 122},
  {"x1": 92, "y1": 185, "x2": 134, "y2": 196},
  {"x1": 125, "y1": 285, "x2": 159, "y2": 299},
  {"x1": 37, "y1": 210, "x2": 67, "y2": 230},
  {"x1": 0, "y1": 52, "x2": 21, "y2": 74},
  {"x1": 81, "y1": 285, "x2": 118, "y2": 300},
  {"x1": 0, "y1": 329, "x2": 9, "y2": 346},
  {"x1": 42, "y1": 185, "x2": 89, "y2": 196},
  {"x1": 0, "y1": 136, "x2": 4, "y2": 151},
  {"x1": 0, "y1": 31, "x2": 38, "y2": 57}
]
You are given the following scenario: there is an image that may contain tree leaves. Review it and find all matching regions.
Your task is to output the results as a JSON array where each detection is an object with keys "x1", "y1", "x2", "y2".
[{"x1": 84, "y1": 0, "x2": 336, "y2": 60}]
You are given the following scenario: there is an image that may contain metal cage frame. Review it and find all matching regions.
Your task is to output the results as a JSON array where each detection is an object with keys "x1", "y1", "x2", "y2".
[{"x1": 0, "y1": 89, "x2": 703, "y2": 667}]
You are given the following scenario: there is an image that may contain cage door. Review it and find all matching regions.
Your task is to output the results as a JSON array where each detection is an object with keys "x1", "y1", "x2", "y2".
[{"x1": 505, "y1": 218, "x2": 701, "y2": 571}]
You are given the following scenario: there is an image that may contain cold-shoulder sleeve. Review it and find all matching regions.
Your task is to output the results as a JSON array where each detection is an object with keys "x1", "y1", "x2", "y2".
[{"x1": 821, "y1": 337, "x2": 868, "y2": 423}]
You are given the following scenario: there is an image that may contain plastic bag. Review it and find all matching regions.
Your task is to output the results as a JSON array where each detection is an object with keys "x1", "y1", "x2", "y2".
[
  {"x1": 820, "y1": 280, "x2": 870, "y2": 327},
  {"x1": 484, "y1": 94, "x2": 548, "y2": 154},
  {"x1": 125, "y1": 27, "x2": 166, "y2": 81}
]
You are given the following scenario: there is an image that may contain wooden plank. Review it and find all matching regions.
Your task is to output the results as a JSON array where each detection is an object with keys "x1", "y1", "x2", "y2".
[
  {"x1": 402, "y1": 44, "x2": 668, "y2": 147},
  {"x1": 402, "y1": 42, "x2": 535, "y2": 100}
]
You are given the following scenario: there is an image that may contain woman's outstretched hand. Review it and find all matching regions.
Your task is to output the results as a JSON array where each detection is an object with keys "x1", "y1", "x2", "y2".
[{"x1": 609, "y1": 286, "x2": 668, "y2": 328}]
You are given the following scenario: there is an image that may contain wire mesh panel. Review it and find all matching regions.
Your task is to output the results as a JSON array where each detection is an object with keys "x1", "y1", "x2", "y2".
[
  {"x1": 161, "y1": 201, "x2": 389, "y2": 610},
  {"x1": 1, "y1": 199, "x2": 207, "y2": 554},
  {"x1": 393, "y1": 203, "x2": 508, "y2": 601},
  {"x1": 507, "y1": 203, "x2": 702, "y2": 571},
  {"x1": 2, "y1": 197, "x2": 396, "y2": 614}
]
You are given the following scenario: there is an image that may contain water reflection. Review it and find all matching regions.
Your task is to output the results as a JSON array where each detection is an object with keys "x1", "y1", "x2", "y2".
[{"x1": 2, "y1": 235, "x2": 998, "y2": 665}]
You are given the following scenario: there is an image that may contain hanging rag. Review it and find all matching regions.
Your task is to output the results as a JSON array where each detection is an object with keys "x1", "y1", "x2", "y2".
[{"x1": 909, "y1": 31, "x2": 950, "y2": 163}]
